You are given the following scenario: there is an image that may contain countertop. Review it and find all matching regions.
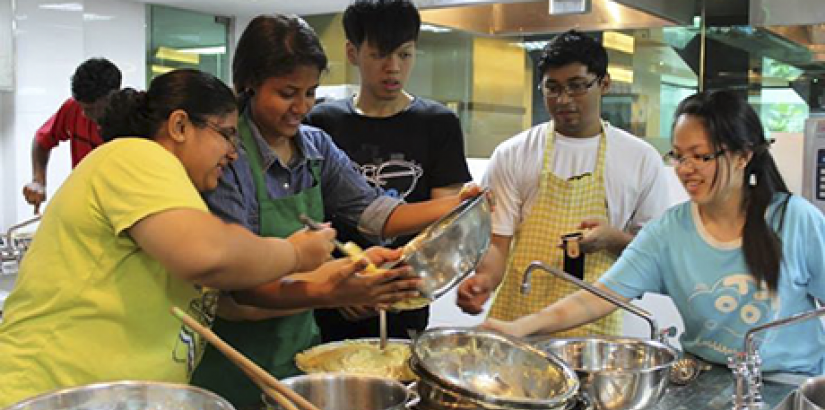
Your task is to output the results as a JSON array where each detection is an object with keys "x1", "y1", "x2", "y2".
[{"x1": 649, "y1": 364, "x2": 797, "y2": 410}]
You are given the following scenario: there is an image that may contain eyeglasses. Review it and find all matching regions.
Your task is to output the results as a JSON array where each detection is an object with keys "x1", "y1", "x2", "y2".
[
  {"x1": 664, "y1": 149, "x2": 726, "y2": 169},
  {"x1": 204, "y1": 122, "x2": 240, "y2": 149},
  {"x1": 539, "y1": 76, "x2": 602, "y2": 99}
]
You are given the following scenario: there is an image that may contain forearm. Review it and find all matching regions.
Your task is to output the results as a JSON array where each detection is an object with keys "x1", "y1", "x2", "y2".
[
  {"x1": 131, "y1": 210, "x2": 301, "y2": 291},
  {"x1": 382, "y1": 195, "x2": 461, "y2": 237},
  {"x1": 520, "y1": 286, "x2": 621, "y2": 337},
  {"x1": 473, "y1": 236, "x2": 510, "y2": 287},
  {"x1": 231, "y1": 273, "x2": 332, "y2": 310},
  {"x1": 31, "y1": 142, "x2": 50, "y2": 184},
  {"x1": 217, "y1": 293, "x2": 307, "y2": 321}
]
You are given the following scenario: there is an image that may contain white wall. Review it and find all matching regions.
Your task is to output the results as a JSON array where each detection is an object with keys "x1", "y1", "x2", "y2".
[{"x1": 0, "y1": 0, "x2": 145, "y2": 231}]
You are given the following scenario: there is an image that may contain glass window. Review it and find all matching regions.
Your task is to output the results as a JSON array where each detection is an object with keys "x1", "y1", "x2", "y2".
[{"x1": 146, "y1": 5, "x2": 230, "y2": 84}]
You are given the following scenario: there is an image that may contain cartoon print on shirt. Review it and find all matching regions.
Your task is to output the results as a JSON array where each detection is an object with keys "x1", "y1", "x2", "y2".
[
  {"x1": 688, "y1": 274, "x2": 779, "y2": 355},
  {"x1": 172, "y1": 288, "x2": 219, "y2": 375},
  {"x1": 356, "y1": 153, "x2": 423, "y2": 200}
]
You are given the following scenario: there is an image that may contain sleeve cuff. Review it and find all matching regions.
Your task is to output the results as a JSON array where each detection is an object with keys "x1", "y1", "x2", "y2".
[{"x1": 358, "y1": 195, "x2": 403, "y2": 244}]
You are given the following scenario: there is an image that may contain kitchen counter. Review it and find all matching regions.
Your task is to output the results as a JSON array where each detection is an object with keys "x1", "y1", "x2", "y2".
[{"x1": 649, "y1": 364, "x2": 797, "y2": 410}]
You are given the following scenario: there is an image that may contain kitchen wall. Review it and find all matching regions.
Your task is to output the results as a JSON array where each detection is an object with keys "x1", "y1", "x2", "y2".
[{"x1": 0, "y1": 0, "x2": 146, "y2": 231}]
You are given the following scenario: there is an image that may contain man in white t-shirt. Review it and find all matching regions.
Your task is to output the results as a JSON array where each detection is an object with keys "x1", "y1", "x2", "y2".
[{"x1": 456, "y1": 30, "x2": 670, "y2": 337}]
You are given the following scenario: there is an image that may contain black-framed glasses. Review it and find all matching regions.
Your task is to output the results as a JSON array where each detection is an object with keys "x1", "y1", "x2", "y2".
[
  {"x1": 539, "y1": 76, "x2": 602, "y2": 99},
  {"x1": 664, "y1": 149, "x2": 727, "y2": 169},
  {"x1": 204, "y1": 122, "x2": 240, "y2": 149}
]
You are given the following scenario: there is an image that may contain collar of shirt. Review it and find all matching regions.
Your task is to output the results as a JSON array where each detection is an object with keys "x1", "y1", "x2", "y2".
[{"x1": 244, "y1": 111, "x2": 323, "y2": 172}]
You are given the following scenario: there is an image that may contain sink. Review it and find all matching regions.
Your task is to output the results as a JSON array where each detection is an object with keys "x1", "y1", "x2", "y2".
[{"x1": 772, "y1": 376, "x2": 825, "y2": 410}]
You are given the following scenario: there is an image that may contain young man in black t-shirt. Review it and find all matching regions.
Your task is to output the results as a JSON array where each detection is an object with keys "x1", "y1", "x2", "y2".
[{"x1": 305, "y1": 0, "x2": 472, "y2": 342}]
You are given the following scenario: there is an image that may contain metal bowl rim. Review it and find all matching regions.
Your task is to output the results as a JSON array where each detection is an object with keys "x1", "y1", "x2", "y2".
[
  {"x1": 4, "y1": 380, "x2": 233, "y2": 410},
  {"x1": 263, "y1": 374, "x2": 412, "y2": 409},
  {"x1": 536, "y1": 336, "x2": 680, "y2": 374},
  {"x1": 411, "y1": 327, "x2": 580, "y2": 407}
]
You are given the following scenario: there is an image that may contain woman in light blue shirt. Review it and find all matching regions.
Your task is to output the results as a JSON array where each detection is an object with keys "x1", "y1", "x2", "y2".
[{"x1": 486, "y1": 90, "x2": 825, "y2": 375}]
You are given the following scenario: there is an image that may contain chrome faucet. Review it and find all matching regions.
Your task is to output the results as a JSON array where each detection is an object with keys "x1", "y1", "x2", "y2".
[
  {"x1": 520, "y1": 260, "x2": 665, "y2": 341},
  {"x1": 729, "y1": 306, "x2": 825, "y2": 410},
  {"x1": 1, "y1": 216, "x2": 41, "y2": 271}
]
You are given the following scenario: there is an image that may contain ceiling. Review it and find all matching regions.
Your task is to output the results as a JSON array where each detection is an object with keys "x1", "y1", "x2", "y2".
[{"x1": 132, "y1": 0, "x2": 370, "y2": 17}]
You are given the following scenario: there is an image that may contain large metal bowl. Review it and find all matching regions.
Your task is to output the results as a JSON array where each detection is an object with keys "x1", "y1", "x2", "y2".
[
  {"x1": 3, "y1": 380, "x2": 235, "y2": 410},
  {"x1": 391, "y1": 193, "x2": 491, "y2": 309},
  {"x1": 262, "y1": 374, "x2": 413, "y2": 410},
  {"x1": 411, "y1": 327, "x2": 579, "y2": 410},
  {"x1": 535, "y1": 338, "x2": 678, "y2": 410}
]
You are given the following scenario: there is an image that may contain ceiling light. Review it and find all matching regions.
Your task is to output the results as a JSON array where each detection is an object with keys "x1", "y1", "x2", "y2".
[
  {"x1": 177, "y1": 46, "x2": 226, "y2": 55},
  {"x1": 603, "y1": 31, "x2": 634, "y2": 54},
  {"x1": 608, "y1": 65, "x2": 633, "y2": 83},
  {"x1": 39, "y1": 3, "x2": 82, "y2": 12},
  {"x1": 421, "y1": 24, "x2": 451, "y2": 34}
]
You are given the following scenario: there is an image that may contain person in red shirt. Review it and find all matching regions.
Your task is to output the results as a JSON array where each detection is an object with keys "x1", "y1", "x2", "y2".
[{"x1": 22, "y1": 58, "x2": 121, "y2": 213}]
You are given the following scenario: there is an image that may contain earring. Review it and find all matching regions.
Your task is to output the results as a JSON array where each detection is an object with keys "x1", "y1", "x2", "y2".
[{"x1": 749, "y1": 173, "x2": 757, "y2": 186}]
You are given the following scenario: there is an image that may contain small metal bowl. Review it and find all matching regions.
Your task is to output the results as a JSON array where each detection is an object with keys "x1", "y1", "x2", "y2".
[
  {"x1": 391, "y1": 193, "x2": 491, "y2": 309},
  {"x1": 536, "y1": 337, "x2": 678, "y2": 410},
  {"x1": 411, "y1": 327, "x2": 579, "y2": 409},
  {"x1": 4, "y1": 380, "x2": 235, "y2": 410}
]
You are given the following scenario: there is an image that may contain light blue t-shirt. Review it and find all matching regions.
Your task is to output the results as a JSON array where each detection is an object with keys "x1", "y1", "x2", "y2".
[{"x1": 600, "y1": 194, "x2": 825, "y2": 375}]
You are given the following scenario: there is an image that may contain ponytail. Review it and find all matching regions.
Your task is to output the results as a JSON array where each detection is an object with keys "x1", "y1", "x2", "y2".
[{"x1": 99, "y1": 88, "x2": 157, "y2": 141}]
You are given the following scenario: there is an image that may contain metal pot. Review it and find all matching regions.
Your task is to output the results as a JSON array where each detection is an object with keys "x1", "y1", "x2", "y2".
[
  {"x1": 3, "y1": 380, "x2": 235, "y2": 410},
  {"x1": 536, "y1": 337, "x2": 678, "y2": 410},
  {"x1": 410, "y1": 327, "x2": 580, "y2": 410},
  {"x1": 795, "y1": 376, "x2": 825, "y2": 410},
  {"x1": 262, "y1": 374, "x2": 416, "y2": 410}
]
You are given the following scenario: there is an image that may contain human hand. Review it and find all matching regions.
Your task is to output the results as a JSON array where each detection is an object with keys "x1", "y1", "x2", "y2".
[
  {"x1": 286, "y1": 226, "x2": 336, "y2": 272},
  {"x1": 578, "y1": 219, "x2": 625, "y2": 254},
  {"x1": 338, "y1": 305, "x2": 379, "y2": 321},
  {"x1": 319, "y1": 256, "x2": 421, "y2": 307},
  {"x1": 22, "y1": 181, "x2": 46, "y2": 214},
  {"x1": 456, "y1": 274, "x2": 495, "y2": 315}
]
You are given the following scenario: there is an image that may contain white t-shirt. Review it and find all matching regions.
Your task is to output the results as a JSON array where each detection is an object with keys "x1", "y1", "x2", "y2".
[{"x1": 482, "y1": 121, "x2": 671, "y2": 236}]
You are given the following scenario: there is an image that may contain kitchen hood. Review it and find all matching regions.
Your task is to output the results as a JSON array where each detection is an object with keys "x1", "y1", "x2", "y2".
[{"x1": 417, "y1": 0, "x2": 695, "y2": 37}]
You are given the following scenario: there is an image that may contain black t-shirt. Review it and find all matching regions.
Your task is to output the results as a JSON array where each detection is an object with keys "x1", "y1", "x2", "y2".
[
  {"x1": 306, "y1": 96, "x2": 472, "y2": 249},
  {"x1": 305, "y1": 96, "x2": 473, "y2": 341}
]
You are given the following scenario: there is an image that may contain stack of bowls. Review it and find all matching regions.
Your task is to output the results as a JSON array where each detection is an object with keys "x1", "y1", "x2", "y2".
[
  {"x1": 535, "y1": 337, "x2": 678, "y2": 410},
  {"x1": 410, "y1": 327, "x2": 580, "y2": 410}
]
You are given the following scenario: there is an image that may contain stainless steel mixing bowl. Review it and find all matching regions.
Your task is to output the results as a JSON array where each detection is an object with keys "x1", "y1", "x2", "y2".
[
  {"x1": 262, "y1": 374, "x2": 414, "y2": 410},
  {"x1": 393, "y1": 193, "x2": 491, "y2": 305},
  {"x1": 411, "y1": 327, "x2": 579, "y2": 410},
  {"x1": 4, "y1": 380, "x2": 235, "y2": 410},
  {"x1": 536, "y1": 337, "x2": 678, "y2": 410}
]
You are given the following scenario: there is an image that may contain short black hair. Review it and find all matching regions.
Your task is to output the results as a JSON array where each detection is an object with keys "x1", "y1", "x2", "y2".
[
  {"x1": 537, "y1": 30, "x2": 607, "y2": 79},
  {"x1": 70, "y1": 58, "x2": 121, "y2": 103},
  {"x1": 343, "y1": 0, "x2": 420, "y2": 55}
]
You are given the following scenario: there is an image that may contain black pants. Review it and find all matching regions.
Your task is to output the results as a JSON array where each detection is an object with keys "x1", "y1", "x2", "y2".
[{"x1": 314, "y1": 306, "x2": 429, "y2": 342}]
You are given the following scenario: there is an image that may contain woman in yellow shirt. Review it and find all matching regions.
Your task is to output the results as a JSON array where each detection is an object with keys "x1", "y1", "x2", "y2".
[{"x1": 0, "y1": 69, "x2": 415, "y2": 406}]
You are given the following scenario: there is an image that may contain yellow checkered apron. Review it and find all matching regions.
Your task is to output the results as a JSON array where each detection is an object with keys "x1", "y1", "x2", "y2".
[{"x1": 488, "y1": 121, "x2": 622, "y2": 337}]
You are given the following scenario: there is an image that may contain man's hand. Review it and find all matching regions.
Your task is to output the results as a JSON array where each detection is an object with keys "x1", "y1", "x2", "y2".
[
  {"x1": 456, "y1": 274, "x2": 495, "y2": 315},
  {"x1": 578, "y1": 219, "x2": 631, "y2": 255},
  {"x1": 22, "y1": 181, "x2": 46, "y2": 214}
]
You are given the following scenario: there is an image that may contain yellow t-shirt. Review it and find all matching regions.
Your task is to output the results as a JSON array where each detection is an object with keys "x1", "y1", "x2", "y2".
[{"x1": 0, "y1": 138, "x2": 218, "y2": 406}]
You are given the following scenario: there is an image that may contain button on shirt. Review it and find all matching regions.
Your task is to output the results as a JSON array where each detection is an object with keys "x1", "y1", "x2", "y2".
[{"x1": 204, "y1": 116, "x2": 401, "y2": 242}]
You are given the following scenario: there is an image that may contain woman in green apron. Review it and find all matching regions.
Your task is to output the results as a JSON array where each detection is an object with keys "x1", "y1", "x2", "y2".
[{"x1": 191, "y1": 15, "x2": 479, "y2": 408}]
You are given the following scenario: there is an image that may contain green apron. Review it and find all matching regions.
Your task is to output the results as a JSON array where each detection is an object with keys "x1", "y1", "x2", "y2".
[{"x1": 191, "y1": 116, "x2": 324, "y2": 408}]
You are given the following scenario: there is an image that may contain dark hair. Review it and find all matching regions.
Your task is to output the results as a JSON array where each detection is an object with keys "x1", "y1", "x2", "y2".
[
  {"x1": 537, "y1": 30, "x2": 607, "y2": 79},
  {"x1": 674, "y1": 90, "x2": 790, "y2": 292},
  {"x1": 233, "y1": 14, "x2": 327, "y2": 109},
  {"x1": 99, "y1": 69, "x2": 236, "y2": 142},
  {"x1": 343, "y1": 0, "x2": 420, "y2": 55},
  {"x1": 71, "y1": 58, "x2": 121, "y2": 103}
]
